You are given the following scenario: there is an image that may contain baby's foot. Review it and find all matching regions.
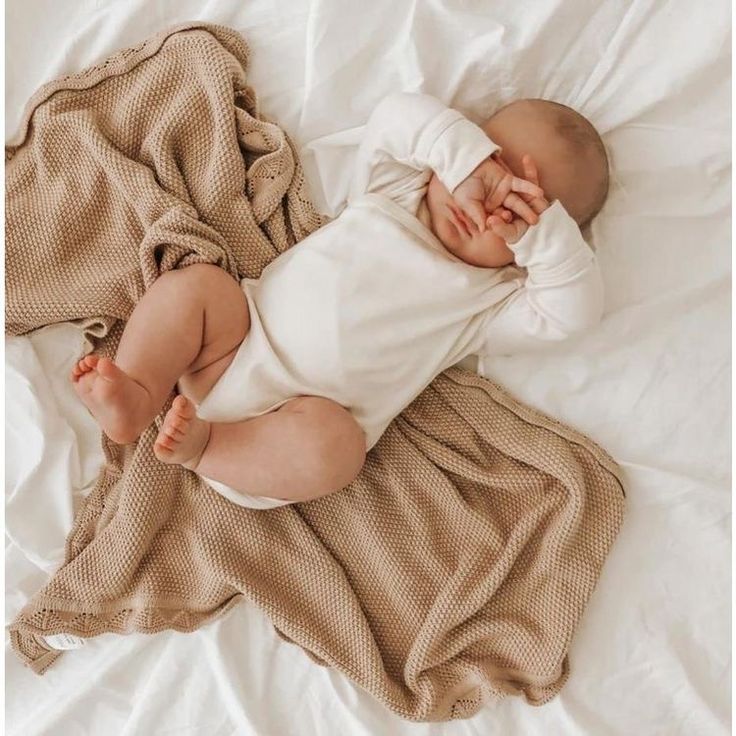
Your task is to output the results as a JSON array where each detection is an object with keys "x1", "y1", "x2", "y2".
[
  {"x1": 153, "y1": 395, "x2": 211, "y2": 471},
  {"x1": 71, "y1": 355, "x2": 154, "y2": 444}
]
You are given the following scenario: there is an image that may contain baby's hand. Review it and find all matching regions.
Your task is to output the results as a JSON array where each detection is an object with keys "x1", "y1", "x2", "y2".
[
  {"x1": 486, "y1": 154, "x2": 550, "y2": 244},
  {"x1": 452, "y1": 153, "x2": 544, "y2": 233}
]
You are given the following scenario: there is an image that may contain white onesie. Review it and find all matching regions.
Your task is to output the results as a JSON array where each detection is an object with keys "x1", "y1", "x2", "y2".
[{"x1": 196, "y1": 93, "x2": 604, "y2": 509}]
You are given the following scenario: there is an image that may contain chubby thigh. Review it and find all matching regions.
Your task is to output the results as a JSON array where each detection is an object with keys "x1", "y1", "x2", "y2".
[
  {"x1": 196, "y1": 395, "x2": 368, "y2": 504},
  {"x1": 168, "y1": 267, "x2": 368, "y2": 503},
  {"x1": 175, "y1": 265, "x2": 252, "y2": 405}
]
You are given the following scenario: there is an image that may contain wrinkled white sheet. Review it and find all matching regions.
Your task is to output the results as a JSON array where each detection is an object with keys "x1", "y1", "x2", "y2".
[{"x1": 5, "y1": 1, "x2": 731, "y2": 734}]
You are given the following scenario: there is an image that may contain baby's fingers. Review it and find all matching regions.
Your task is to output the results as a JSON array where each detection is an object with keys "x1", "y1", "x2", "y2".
[
  {"x1": 502, "y1": 192, "x2": 539, "y2": 225},
  {"x1": 528, "y1": 195, "x2": 550, "y2": 216},
  {"x1": 487, "y1": 215, "x2": 529, "y2": 245},
  {"x1": 521, "y1": 154, "x2": 540, "y2": 186},
  {"x1": 491, "y1": 206, "x2": 514, "y2": 223},
  {"x1": 510, "y1": 174, "x2": 544, "y2": 200}
]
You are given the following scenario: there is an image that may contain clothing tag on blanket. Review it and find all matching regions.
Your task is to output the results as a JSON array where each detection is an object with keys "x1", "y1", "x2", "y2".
[{"x1": 43, "y1": 633, "x2": 87, "y2": 650}]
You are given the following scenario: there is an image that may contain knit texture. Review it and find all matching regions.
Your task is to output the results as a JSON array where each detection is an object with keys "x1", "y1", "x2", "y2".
[{"x1": 5, "y1": 23, "x2": 625, "y2": 721}]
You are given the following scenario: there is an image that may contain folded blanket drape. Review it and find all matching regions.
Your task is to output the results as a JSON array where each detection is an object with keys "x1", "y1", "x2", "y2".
[{"x1": 5, "y1": 23, "x2": 625, "y2": 721}]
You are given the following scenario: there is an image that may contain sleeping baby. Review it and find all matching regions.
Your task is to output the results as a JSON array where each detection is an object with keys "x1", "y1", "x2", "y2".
[{"x1": 70, "y1": 93, "x2": 609, "y2": 509}]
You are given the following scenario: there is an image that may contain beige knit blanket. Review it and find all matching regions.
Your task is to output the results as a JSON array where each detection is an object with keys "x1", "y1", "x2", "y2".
[{"x1": 5, "y1": 23, "x2": 625, "y2": 721}]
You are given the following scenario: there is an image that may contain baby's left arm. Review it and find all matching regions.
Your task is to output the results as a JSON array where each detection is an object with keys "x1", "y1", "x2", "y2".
[{"x1": 477, "y1": 201, "x2": 604, "y2": 362}]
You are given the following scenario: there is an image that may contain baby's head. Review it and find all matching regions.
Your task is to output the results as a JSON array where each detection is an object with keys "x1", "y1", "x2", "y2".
[
  {"x1": 483, "y1": 99, "x2": 609, "y2": 227},
  {"x1": 426, "y1": 98, "x2": 609, "y2": 267}
]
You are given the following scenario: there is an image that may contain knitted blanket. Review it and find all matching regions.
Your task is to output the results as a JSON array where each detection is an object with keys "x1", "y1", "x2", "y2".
[{"x1": 5, "y1": 23, "x2": 625, "y2": 721}]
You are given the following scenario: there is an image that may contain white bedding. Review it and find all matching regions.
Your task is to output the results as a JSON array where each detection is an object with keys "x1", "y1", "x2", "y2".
[{"x1": 5, "y1": 1, "x2": 731, "y2": 734}]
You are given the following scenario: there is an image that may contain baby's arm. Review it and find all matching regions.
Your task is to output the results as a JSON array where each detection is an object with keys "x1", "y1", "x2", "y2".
[
  {"x1": 477, "y1": 201, "x2": 604, "y2": 362},
  {"x1": 350, "y1": 92, "x2": 498, "y2": 206}
]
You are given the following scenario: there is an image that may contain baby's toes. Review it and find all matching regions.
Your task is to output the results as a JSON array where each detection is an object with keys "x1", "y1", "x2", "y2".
[
  {"x1": 168, "y1": 415, "x2": 189, "y2": 434},
  {"x1": 162, "y1": 407, "x2": 189, "y2": 435},
  {"x1": 158, "y1": 409, "x2": 188, "y2": 445},
  {"x1": 71, "y1": 357, "x2": 92, "y2": 381},
  {"x1": 163, "y1": 423, "x2": 185, "y2": 441},
  {"x1": 154, "y1": 432, "x2": 176, "y2": 452},
  {"x1": 74, "y1": 370, "x2": 97, "y2": 394},
  {"x1": 171, "y1": 394, "x2": 196, "y2": 420}
]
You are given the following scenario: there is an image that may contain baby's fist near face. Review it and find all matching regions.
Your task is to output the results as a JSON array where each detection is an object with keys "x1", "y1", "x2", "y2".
[
  {"x1": 425, "y1": 153, "x2": 546, "y2": 268},
  {"x1": 452, "y1": 155, "x2": 543, "y2": 233},
  {"x1": 485, "y1": 153, "x2": 551, "y2": 244},
  {"x1": 426, "y1": 172, "x2": 518, "y2": 268}
]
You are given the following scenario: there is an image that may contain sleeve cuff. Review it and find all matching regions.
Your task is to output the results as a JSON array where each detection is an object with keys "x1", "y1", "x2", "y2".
[
  {"x1": 509, "y1": 200, "x2": 594, "y2": 277},
  {"x1": 421, "y1": 111, "x2": 499, "y2": 192}
]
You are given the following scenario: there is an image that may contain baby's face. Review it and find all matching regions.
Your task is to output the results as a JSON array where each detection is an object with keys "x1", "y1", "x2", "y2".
[
  {"x1": 424, "y1": 130, "x2": 559, "y2": 268},
  {"x1": 425, "y1": 106, "x2": 585, "y2": 268}
]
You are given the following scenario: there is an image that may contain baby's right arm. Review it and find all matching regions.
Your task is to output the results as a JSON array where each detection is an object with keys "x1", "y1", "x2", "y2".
[{"x1": 349, "y1": 93, "x2": 498, "y2": 208}]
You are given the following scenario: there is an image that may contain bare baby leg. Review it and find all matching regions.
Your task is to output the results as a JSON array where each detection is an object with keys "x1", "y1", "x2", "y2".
[
  {"x1": 71, "y1": 264, "x2": 249, "y2": 443},
  {"x1": 71, "y1": 262, "x2": 366, "y2": 504},
  {"x1": 154, "y1": 395, "x2": 367, "y2": 503}
]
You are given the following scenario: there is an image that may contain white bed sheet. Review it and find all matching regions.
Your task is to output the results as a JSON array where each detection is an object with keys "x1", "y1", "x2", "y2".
[{"x1": 5, "y1": 1, "x2": 731, "y2": 734}]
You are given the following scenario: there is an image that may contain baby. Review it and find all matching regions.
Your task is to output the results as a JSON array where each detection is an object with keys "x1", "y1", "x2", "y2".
[{"x1": 71, "y1": 93, "x2": 609, "y2": 509}]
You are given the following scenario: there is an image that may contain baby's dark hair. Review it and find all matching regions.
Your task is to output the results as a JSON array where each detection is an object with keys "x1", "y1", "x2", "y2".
[
  {"x1": 542, "y1": 100, "x2": 609, "y2": 226},
  {"x1": 488, "y1": 99, "x2": 610, "y2": 227}
]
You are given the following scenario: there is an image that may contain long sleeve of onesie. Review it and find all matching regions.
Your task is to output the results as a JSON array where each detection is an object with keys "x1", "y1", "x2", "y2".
[
  {"x1": 349, "y1": 92, "x2": 498, "y2": 209},
  {"x1": 477, "y1": 199, "x2": 604, "y2": 368}
]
